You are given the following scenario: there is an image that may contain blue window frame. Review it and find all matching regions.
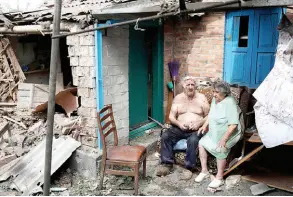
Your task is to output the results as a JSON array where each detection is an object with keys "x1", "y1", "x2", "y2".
[{"x1": 223, "y1": 8, "x2": 283, "y2": 88}]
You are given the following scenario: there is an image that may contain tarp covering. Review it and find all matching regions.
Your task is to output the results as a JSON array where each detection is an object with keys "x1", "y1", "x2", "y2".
[{"x1": 253, "y1": 31, "x2": 293, "y2": 148}]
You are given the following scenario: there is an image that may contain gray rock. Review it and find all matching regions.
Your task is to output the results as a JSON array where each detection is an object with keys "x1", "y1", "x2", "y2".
[{"x1": 250, "y1": 183, "x2": 274, "y2": 195}]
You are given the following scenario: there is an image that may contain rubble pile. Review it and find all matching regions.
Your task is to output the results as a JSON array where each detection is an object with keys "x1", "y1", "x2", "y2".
[
  {"x1": 0, "y1": 107, "x2": 83, "y2": 168},
  {"x1": 0, "y1": 38, "x2": 26, "y2": 104}
]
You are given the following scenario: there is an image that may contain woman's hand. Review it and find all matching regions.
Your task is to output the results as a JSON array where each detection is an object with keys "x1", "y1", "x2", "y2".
[
  {"x1": 217, "y1": 138, "x2": 227, "y2": 149},
  {"x1": 197, "y1": 125, "x2": 208, "y2": 135}
]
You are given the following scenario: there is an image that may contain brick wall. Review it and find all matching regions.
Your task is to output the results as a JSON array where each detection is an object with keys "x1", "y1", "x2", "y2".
[
  {"x1": 102, "y1": 26, "x2": 130, "y2": 145},
  {"x1": 67, "y1": 25, "x2": 98, "y2": 148},
  {"x1": 163, "y1": 13, "x2": 225, "y2": 112}
]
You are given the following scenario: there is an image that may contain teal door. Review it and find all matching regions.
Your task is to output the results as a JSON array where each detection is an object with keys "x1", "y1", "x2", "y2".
[
  {"x1": 129, "y1": 23, "x2": 164, "y2": 129},
  {"x1": 129, "y1": 29, "x2": 149, "y2": 127}
]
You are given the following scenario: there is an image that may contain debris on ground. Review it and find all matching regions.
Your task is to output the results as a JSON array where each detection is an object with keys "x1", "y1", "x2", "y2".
[
  {"x1": 207, "y1": 186, "x2": 222, "y2": 193},
  {"x1": 0, "y1": 103, "x2": 85, "y2": 195},
  {"x1": 50, "y1": 187, "x2": 67, "y2": 192},
  {"x1": 33, "y1": 88, "x2": 78, "y2": 117},
  {"x1": 250, "y1": 183, "x2": 274, "y2": 195},
  {"x1": 225, "y1": 175, "x2": 242, "y2": 189},
  {"x1": 0, "y1": 136, "x2": 80, "y2": 195}
]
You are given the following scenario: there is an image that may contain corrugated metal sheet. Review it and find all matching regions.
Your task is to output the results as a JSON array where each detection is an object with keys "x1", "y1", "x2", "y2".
[
  {"x1": 93, "y1": 0, "x2": 163, "y2": 15},
  {"x1": 0, "y1": 136, "x2": 81, "y2": 195},
  {"x1": 3, "y1": 0, "x2": 136, "y2": 23}
]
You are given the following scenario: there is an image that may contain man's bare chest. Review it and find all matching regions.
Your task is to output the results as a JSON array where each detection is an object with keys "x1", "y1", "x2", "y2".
[{"x1": 177, "y1": 101, "x2": 203, "y2": 115}]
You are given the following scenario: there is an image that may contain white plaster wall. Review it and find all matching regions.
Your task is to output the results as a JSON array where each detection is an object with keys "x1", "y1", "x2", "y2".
[
  {"x1": 102, "y1": 25, "x2": 130, "y2": 145},
  {"x1": 67, "y1": 24, "x2": 98, "y2": 148}
]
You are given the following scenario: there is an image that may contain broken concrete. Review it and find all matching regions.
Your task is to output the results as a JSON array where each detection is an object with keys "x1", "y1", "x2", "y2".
[
  {"x1": 69, "y1": 147, "x2": 102, "y2": 179},
  {"x1": 225, "y1": 175, "x2": 242, "y2": 190}
]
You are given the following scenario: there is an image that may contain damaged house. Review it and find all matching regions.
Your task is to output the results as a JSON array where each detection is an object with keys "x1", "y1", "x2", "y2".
[{"x1": 1, "y1": 0, "x2": 293, "y2": 194}]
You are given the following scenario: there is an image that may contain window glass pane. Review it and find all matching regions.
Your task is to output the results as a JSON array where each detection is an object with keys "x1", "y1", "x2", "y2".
[{"x1": 238, "y1": 16, "x2": 249, "y2": 47}]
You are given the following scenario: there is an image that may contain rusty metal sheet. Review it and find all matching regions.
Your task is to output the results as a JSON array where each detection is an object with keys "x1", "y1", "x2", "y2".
[
  {"x1": 0, "y1": 136, "x2": 81, "y2": 195},
  {"x1": 33, "y1": 88, "x2": 78, "y2": 116}
]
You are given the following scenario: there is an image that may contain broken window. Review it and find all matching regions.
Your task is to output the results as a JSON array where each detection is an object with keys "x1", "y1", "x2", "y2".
[{"x1": 238, "y1": 16, "x2": 249, "y2": 48}]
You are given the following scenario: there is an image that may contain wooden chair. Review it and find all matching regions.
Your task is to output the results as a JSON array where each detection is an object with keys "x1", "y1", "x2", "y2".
[{"x1": 97, "y1": 104, "x2": 147, "y2": 195}]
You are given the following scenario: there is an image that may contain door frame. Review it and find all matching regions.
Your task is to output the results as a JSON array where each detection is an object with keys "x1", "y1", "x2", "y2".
[{"x1": 128, "y1": 20, "x2": 164, "y2": 138}]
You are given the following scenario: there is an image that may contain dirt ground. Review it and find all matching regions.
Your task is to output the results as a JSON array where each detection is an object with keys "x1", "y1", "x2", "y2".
[
  {"x1": 50, "y1": 153, "x2": 293, "y2": 196},
  {"x1": 0, "y1": 152, "x2": 292, "y2": 196}
]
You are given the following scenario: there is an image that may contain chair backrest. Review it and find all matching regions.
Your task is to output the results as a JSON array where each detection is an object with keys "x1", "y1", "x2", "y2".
[{"x1": 97, "y1": 104, "x2": 118, "y2": 150}]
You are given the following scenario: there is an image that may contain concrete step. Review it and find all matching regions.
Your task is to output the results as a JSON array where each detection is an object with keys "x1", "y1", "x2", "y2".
[{"x1": 129, "y1": 128, "x2": 161, "y2": 156}]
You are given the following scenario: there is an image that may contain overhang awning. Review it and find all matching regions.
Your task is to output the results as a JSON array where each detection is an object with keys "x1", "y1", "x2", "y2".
[
  {"x1": 92, "y1": 0, "x2": 163, "y2": 20},
  {"x1": 186, "y1": 0, "x2": 293, "y2": 12}
]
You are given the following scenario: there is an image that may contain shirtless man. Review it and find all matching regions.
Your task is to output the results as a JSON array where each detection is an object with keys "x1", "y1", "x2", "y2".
[{"x1": 156, "y1": 76, "x2": 210, "y2": 176}]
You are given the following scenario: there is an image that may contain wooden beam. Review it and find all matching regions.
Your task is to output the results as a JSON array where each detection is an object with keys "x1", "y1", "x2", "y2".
[
  {"x1": 223, "y1": 145, "x2": 264, "y2": 177},
  {"x1": 186, "y1": 0, "x2": 293, "y2": 11}
]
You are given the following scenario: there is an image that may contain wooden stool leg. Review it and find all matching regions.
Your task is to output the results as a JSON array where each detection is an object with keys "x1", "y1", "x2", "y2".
[
  {"x1": 99, "y1": 160, "x2": 106, "y2": 190},
  {"x1": 143, "y1": 158, "x2": 146, "y2": 178},
  {"x1": 134, "y1": 164, "x2": 139, "y2": 195}
]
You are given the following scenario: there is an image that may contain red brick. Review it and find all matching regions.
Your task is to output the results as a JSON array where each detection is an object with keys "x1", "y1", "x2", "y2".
[{"x1": 163, "y1": 13, "x2": 225, "y2": 116}]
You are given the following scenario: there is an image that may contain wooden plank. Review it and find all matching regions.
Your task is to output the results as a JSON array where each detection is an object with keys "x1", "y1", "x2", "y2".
[
  {"x1": 1, "y1": 50, "x2": 13, "y2": 80},
  {"x1": 34, "y1": 84, "x2": 49, "y2": 93},
  {"x1": 0, "y1": 78, "x2": 13, "y2": 82},
  {"x1": 0, "y1": 43, "x2": 9, "y2": 56},
  {"x1": 1, "y1": 81, "x2": 20, "y2": 101},
  {"x1": 0, "y1": 83, "x2": 9, "y2": 97},
  {"x1": 243, "y1": 171, "x2": 293, "y2": 193},
  {"x1": 223, "y1": 145, "x2": 265, "y2": 177},
  {"x1": 0, "y1": 102, "x2": 17, "y2": 106},
  {"x1": 1, "y1": 38, "x2": 26, "y2": 81},
  {"x1": 2, "y1": 116, "x2": 27, "y2": 129},
  {"x1": 102, "y1": 120, "x2": 114, "y2": 131},
  {"x1": 248, "y1": 133, "x2": 293, "y2": 146},
  {"x1": 29, "y1": 84, "x2": 34, "y2": 108},
  {"x1": 100, "y1": 113, "x2": 112, "y2": 123},
  {"x1": 0, "y1": 122, "x2": 9, "y2": 138}
]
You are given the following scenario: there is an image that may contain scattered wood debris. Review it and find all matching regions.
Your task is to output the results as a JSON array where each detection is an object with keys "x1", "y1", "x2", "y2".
[
  {"x1": 0, "y1": 136, "x2": 81, "y2": 195},
  {"x1": 0, "y1": 38, "x2": 26, "y2": 103},
  {"x1": 2, "y1": 115, "x2": 27, "y2": 129},
  {"x1": 0, "y1": 107, "x2": 85, "y2": 186}
]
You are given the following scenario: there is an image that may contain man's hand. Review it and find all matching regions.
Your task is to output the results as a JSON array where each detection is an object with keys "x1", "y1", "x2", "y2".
[
  {"x1": 178, "y1": 123, "x2": 188, "y2": 131},
  {"x1": 197, "y1": 125, "x2": 208, "y2": 136},
  {"x1": 188, "y1": 122, "x2": 199, "y2": 131}
]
